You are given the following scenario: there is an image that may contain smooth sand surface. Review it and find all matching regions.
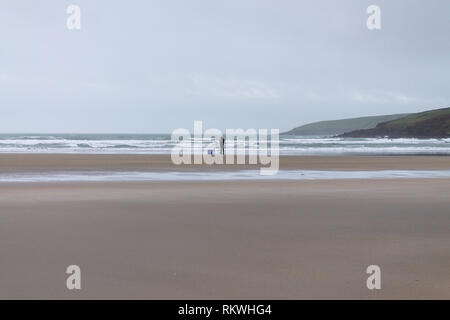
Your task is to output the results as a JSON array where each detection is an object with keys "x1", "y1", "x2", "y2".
[
  {"x1": 1, "y1": 178, "x2": 449, "y2": 299},
  {"x1": 0, "y1": 154, "x2": 449, "y2": 172}
]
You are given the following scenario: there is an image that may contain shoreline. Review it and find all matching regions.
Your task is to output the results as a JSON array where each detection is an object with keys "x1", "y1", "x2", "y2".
[
  {"x1": 0, "y1": 176, "x2": 448, "y2": 186},
  {"x1": 1, "y1": 169, "x2": 450, "y2": 183}
]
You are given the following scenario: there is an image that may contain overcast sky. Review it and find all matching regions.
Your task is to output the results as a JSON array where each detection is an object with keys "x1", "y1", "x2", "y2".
[{"x1": 1, "y1": 0, "x2": 449, "y2": 133}]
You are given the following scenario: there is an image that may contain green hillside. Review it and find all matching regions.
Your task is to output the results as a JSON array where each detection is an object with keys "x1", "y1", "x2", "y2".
[
  {"x1": 339, "y1": 107, "x2": 450, "y2": 138},
  {"x1": 282, "y1": 113, "x2": 409, "y2": 136}
]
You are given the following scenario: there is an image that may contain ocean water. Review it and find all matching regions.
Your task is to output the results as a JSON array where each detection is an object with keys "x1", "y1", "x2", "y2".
[{"x1": 0, "y1": 134, "x2": 449, "y2": 155}]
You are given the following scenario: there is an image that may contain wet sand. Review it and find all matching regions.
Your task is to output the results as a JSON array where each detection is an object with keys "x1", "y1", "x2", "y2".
[
  {"x1": 0, "y1": 154, "x2": 449, "y2": 172},
  {"x1": 0, "y1": 177, "x2": 449, "y2": 299}
]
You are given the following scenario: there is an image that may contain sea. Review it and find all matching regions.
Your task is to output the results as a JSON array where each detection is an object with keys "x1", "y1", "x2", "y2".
[
  {"x1": 0, "y1": 133, "x2": 449, "y2": 155},
  {"x1": 0, "y1": 133, "x2": 449, "y2": 182}
]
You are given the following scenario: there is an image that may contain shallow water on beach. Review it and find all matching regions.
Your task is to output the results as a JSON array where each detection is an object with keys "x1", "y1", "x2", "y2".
[{"x1": 1, "y1": 170, "x2": 450, "y2": 183}]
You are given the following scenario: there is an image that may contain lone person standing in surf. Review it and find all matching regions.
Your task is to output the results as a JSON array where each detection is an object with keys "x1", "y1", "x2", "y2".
[{"x1": 219, "y1": 136, "x2": 225, "y2": 155}]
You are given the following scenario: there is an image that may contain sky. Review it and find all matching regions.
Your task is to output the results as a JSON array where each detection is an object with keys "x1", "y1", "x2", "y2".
[{"x1": 1, "y1": 0, "x2": 449, "y2": 133}]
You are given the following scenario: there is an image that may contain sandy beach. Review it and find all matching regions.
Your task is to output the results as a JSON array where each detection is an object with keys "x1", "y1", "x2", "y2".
[{"x1": 0, "y1": 154, "x2": 449, "y2": 299}]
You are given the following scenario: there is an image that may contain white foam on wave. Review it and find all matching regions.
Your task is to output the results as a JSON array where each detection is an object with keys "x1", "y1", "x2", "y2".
[{"x1": 0, "y1": 135, "x2": 449, "y2": 155}]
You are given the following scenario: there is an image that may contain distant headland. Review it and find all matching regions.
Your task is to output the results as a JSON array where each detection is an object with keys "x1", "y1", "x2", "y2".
[{"x1": 283, "y1": 107, "x2": 450, "y2": 138}]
